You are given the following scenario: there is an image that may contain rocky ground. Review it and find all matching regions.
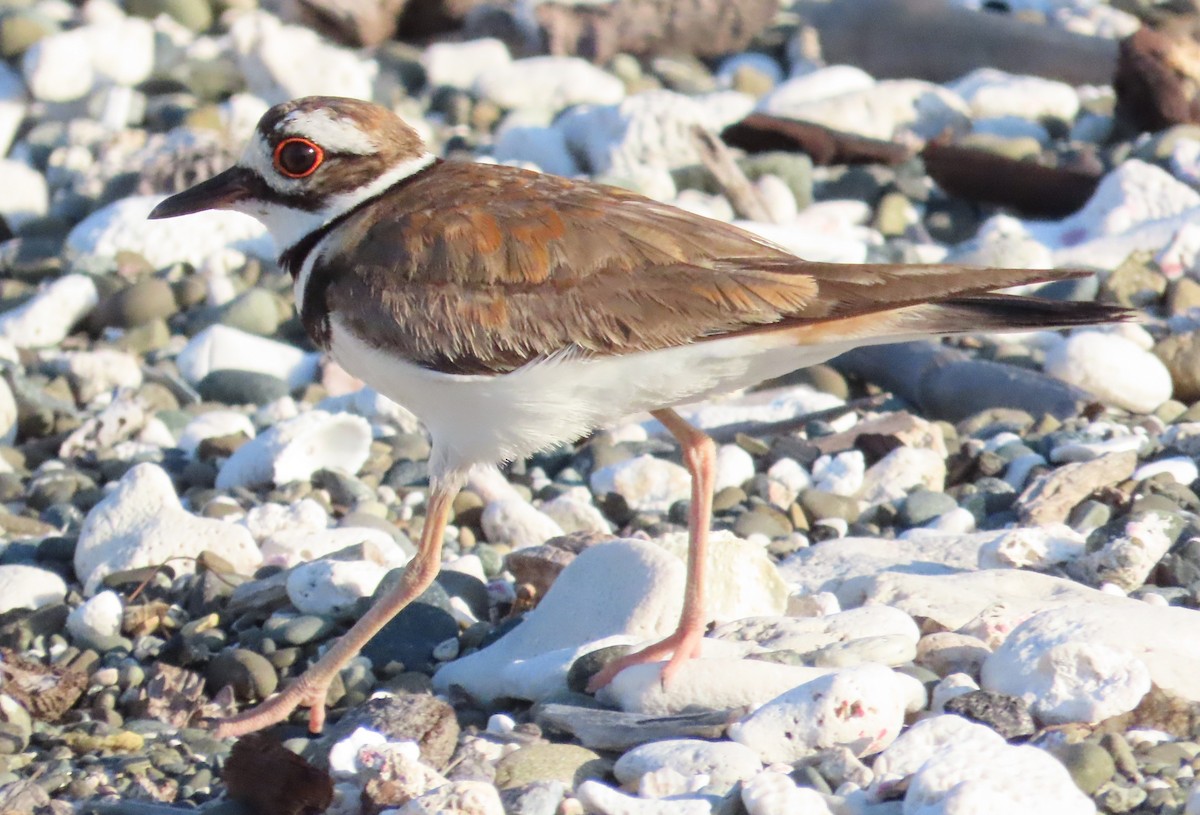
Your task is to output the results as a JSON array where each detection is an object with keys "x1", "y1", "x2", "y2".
[{"x1": 4, "y1": 0, "x2": 1200, "y2": 814}]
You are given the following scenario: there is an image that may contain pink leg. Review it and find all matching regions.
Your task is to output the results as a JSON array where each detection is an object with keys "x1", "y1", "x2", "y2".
[
  {"x1": 214, "y1": 483, "x2": 457, "y2": 738},
  {"x1": 588, "y1": 408, "x2": 716, "y2": 692}
]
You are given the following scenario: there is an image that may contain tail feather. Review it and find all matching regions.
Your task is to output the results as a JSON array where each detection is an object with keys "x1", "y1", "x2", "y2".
[{"x1": 917, "y1": 294, "x2": 1136, "y2": 335}]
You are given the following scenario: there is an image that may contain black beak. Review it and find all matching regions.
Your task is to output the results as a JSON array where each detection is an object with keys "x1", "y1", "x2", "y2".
[{"x1": 148, "y1": 166, "x2": 257, "y2": 219}]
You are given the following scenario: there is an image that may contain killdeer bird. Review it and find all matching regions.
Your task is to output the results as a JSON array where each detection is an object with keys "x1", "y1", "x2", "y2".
[{"x1": 150, "y1": 96, "x2": 1129, "y2": 737}]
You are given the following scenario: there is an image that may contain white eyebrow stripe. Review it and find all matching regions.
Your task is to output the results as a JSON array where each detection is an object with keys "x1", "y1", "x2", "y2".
[{"x1": 277, "y1": 109, "x2": 377, "y2": 155}]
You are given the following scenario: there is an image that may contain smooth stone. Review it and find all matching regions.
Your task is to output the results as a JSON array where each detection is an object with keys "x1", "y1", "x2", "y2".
[
  {"x1": 574, "y1": 780, "x2": 711, "y2": 815},
  {"x1": 612, "y1": 739, "x2": 762, "y2": 796},
  {"x1": 216, "y1": 410, "x2": 371, "y2": 490},
  {"x1": 728, "y1": 665, "x2": 920, "y2": 762},
  {"x1": 286, "y1": 559, "x2": 388, "y2": 618},
  {"x1": 713, "y1": 606, "x2": 918, "y2": 654},
  {"x1": 197, "y1": 369, "x2": 289, "y2": 405},
  {"x1": 0, "y1": 564, "x2": 66, "y2": 614},
  {"x1": 900, "y1": 490, "x2": 959, "y2": 527},
  {"x1": 0, "y1": 274, "x2": 97, "y2": 349},
  {"x1": 590, "y1": 455, "x2": 691, "y2": 513},
  {"x1": 481, "y1": 499, "x2": 564, "y2": 550},
  {"x1": 177, "y1": 325, "x2": 318, "y2": 390},
  {"x1": 207, "y1": 648, "x2": 278, "y2": 701},
  {"x1": 90, "y1": 278, "x2": 177, "y2": 330},
  {"x1": 870, "y1": 716, "x2": 1092, "y2": 813},
  {"x1": 65, "y1": 590, "x2": 123, "y2": 646},
  {"x1": 177, "y1": 410, "x2": 256, "y2": 457},
  {"x1": 1045, "y1": 331, "x2": 1172, "y2": 414},
  {"x1": 859, "y1": 446, "x2": 946, "y2": 506},
  {"x1": 75, "y1": 462, "x2": 261, "y2": 594},
  {"x1": 494, "y1": 743, "x2": 608, "y2": 790},
  {"x1": 1048, "y1": 741, "x2": 1116, "y2": 796},
  {"x1": 262, "y1": 613, "x2": 335, "y2": 646},
  {"x1": 361, "y1": 590, "x2": 459, "y2": 675},
  {"x1": 982, "y1": 600, "x2": 1200, "y2": 722}
]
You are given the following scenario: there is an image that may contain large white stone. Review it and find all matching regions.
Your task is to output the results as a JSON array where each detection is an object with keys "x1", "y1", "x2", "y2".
[
  {"x1": 67, "y1": 195, "x2": 272, "y2": 271},
  {"x1": 433, "y1": 539, "x2": 685, "y2": 703},
  {"x1": 886, "y1": 717, "x2": 1094, "y2": 814},
  {"x1": 1044, "y1": 330, "x2": 1172, "y2": 413},
  {"x1": 590, "y1": 455, "x2": 691, "y2": 513},
  {"x1": 742, "y1": 771, "x2": 835, "y2": 815},
  {"x1": 480, "y1": 499, "x2": 564, "y2": 550},
  {"x1": 539, "y1": 493, "x2": 612, "y2": 536},
  {"x1": 728, "y1": 665, "x2": 919, "y2": 763},
  {"x1": 983, "y1": 600, "x2": 1200, "y2": 721},
  {"x1": 51, "y1": 349, "x2": 143, "y2": 404},
  {"x1": 713, "y1": 605, "x2": 919, "y2": 654},
  {"x1": 423, "y1": 38, "x2": 510, "y2": 90},
  {"x1": 859, "y1": 446, "x2": 946, "y2": 505},
  {"x1": 759, "y1": 65, "x2": 874, "y2": 111},
  {"x1": 604, "y1": 657, "x2": 829, "y2": 716},
  {"x1": 655, "y1": 530, "x2": 788, "y2": 624},
  {"x1": 614, "y1": 739, "x2": 762, "y2": 797},
  {"x1": 261, "y1": 526, "x2": 407, "y2": 569},
  {"x1": 758, "y1": 79, "x2": 969, "y2": 141},
  {"x1": 0, "y1": 275, "x2": 98, "y2": 349},
  {"x1": 176, "y1": 325, "x2": 319, "y2": 390},
  {"x1": 0, "y1": 377, "x2": 15, "y2": 445},
  {"x1": 0, "y1": 565, "x2": 67, "y2": 614},
  {"x1": 76, "y1": 463, "x2": 261, "y2": 594},
  {"x1": 229, "y1": 11, "x2": 376, "y2": 104},
  {"x1": 0, "y1": 160, "x2": 48, "y2": 229},
  {"x1": 286, "y1": 559, "x2": 389, "y2": 618},
  {"x1": 475, "y1": 56, "x2": 624, "y2": 113},
  {"x1": 714, "y1": 444, "x2": 755, "y2": 493},
  {"x1": 948, "y1": 68, "x2": 1079, "y2": 121},
  {"x1": 216, "y1": 410, "x2": 372, "y2": 490}
]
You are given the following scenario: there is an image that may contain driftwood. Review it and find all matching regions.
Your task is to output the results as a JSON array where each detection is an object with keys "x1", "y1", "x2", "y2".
[
  {"x1": 795, "y1": 0, "x2": 1118, "y2": 85},
  {"x1": 722, "y1": 113, "x2": 914, "y2": 167}
]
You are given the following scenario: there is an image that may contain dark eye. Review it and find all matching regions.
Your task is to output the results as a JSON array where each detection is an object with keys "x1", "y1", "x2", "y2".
[{"x1": 273, "y1": 138, "x2": 323, "y2": 178}]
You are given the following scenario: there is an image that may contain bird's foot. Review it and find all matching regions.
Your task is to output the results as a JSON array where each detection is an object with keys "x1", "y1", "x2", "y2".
[
  {"x1": 212, "y1": 674, "x2": 331, "y2": 739},
  {"x1": 586, "y1": 626, "x2": 705, "y2": 693}
]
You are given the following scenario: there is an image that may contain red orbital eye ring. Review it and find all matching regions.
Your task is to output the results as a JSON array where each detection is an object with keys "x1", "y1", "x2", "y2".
[{"x1": 273, "y1": 138, "x2": 324, "y2": 179}]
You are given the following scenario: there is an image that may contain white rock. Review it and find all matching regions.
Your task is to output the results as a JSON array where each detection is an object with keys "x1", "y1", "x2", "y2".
[
  {"x1": 0, "y1": 160, "x2": 48, "y2": 229},
  {"x1": 759, "y1": 65, "x2": 874, "y2": 111},
  {"x1": 262, "y1": 526, "x2": 407, "y2": 569},
  {"x1": 655, "y1": 530, "x2": 789, "y2": 623},
  {"x1": 177, "y1": 410, "x2": 256, "y2": 457},
  {"x1": 1044, "y1": 331, "x2": 1171, "y2": 413},
  {"x1": 765, "y1": 458, "x2": 812, "y2": 507},
  {"x1": 540, "y1": 493, "x2": 612, "y2": 535},
  {"x1": 1134, "y1": 456, "x2": 1199, "y2": 485},
  {"x1": 229, "y1": 11, "x2": 376, "y2": 104},
  {"x1": 316, "y1": 386, "x2": 420, "y2": 432},
  {"x1": 22, "y1": 27, "x2": 94, "y2": 101},
  {"x1": 397, "y1": 779, "x2": 504, "y2": 815},
  {"x1": 0, "y1": 274, "x2": 98, "y2": 349},
  {"x1": 58, "y1": 393, "x2": 172, "y2": 459},
  {"x1": 983, "y1": 600, "x2": 1200, "y2": 718},
  {"x1": 68, "y1": 195, "x2": 272, "y2": 270},
  {"x1": 286, "y1": 559, "x2": 389, "y2": 617},
  {"x1": 176, "y1": 325, "x2": 319, "y2": 390},
  {"x1": 590, "y1": 455, "x2": 691, "y2": 513},
  {"x1": 557, "y1": 90, "x2": 755, "y2": 177},
  {"x1": 758, "y1": 79, "x2": 970, "y2": 141},
  {"x1": 976, "y1": 524, "x2": 1087, "y2": 570},
  {"x1": 242, "y1": 499, "x2": 328, "y2": 542},
  {"x1": 614, "y1": 739, "x2": 762, "y2": 796},
  {"x1": 0, "y1": 62, "x2": 22, "y2": 158},
  {"x1": 480, "y1": 498, "x2": 564, "y2": 549},
  {"x1": 66, "y1": 590, "x2": 124, "y2": 644},
  {"x1": 0, "y1": 377, "x2": 15, "y2": 445},
  {"x1": 576, "y1": 780, "x2": 712, "y2": 815},
  {"x1": 729, "y1": 665, "x2": 917, "y2": 762},
  {"x1": 0, "y1": 565, "x2": 67, "y2": 614},
  {"x1": 216, "y1": 410, "x2": 371, "y2": 490},
  {"x1": 948, "y1": 68, "x2": 1079, "y2": 121},
  {"x1": 76, "y1": 463, "x2": 261, "y2": 594},
  {"x1": 605, "y1": 657, "x2": 829, "y2": 716},
  {"x1": 714, "y1": 444, "x2": 755, "y2": 493},
  {"x1": 53, "y1": 349, "x2": 143, "y2": 404},
  {"x1": 327, "y1": 726, "x2": 387, "y2": 778},
  {"x1": 713, "y1": 605, "x2": 919, "y2": 654},
  {"x1": 812, "y1": 450, "x2": 865, "y2": 496},
  {"x1": 423, "y1": 38, "x2": 511, "y2": 90},
  {"x1": 475, "y1": 56, "x2": 624, "y2": 113},
  {"x1": 895, "y1": 717, "x2": 1095, "y2": 814},
  {"x1": 433, "y1": 539, "x2": 685, "y2": 703},
  {"x1": 742, "y1": 771, "x2": 834, "y2": 815},
  {"x1": 859, "y1": 447, "x2": 946, "y2": 505},
  {"x1": 1071, "y1": 513, "x2": 1173, "y2": 591}
]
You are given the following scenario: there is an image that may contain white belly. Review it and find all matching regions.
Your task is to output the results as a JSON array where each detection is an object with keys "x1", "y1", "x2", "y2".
[{"x1": 328, "y1": 315, "x2": 849, "y2": 477}]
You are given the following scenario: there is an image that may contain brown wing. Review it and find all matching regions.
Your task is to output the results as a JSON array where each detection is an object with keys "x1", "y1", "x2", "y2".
[{"x1": 316, "y1": 161, "x2": 1082, "y2": 374}]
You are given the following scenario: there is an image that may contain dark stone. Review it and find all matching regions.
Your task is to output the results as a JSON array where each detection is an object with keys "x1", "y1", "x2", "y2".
[
  {"x1": 566, "y1": 644, "x2": 633, "y2": 694},
  {"x1": 196, "y1": 370, "x2": 289, "y2": 405},
  {"x1": 899, "y1": 489, "x2": 958, "y2": 527},
  {"x1": 316, "y1": 693, "x2": 459, "y2": 769},
  {"x1": 435, "y1": 569, "x2": 489, "y2": 620},
  {"x1": 361, "y1": 584, "x2": 458, "y2": 675},
  {"x1": 944, "y1": 690, "x2": 1035, "y2": 740},
  {"x1": 206, "y1": 648, "x2": 278, "y2": 701}
]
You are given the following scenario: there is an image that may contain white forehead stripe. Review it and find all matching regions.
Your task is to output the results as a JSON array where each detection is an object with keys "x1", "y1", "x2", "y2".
[{"x1": 276, "y1": 109, "x2": 377, "y2": 155}]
